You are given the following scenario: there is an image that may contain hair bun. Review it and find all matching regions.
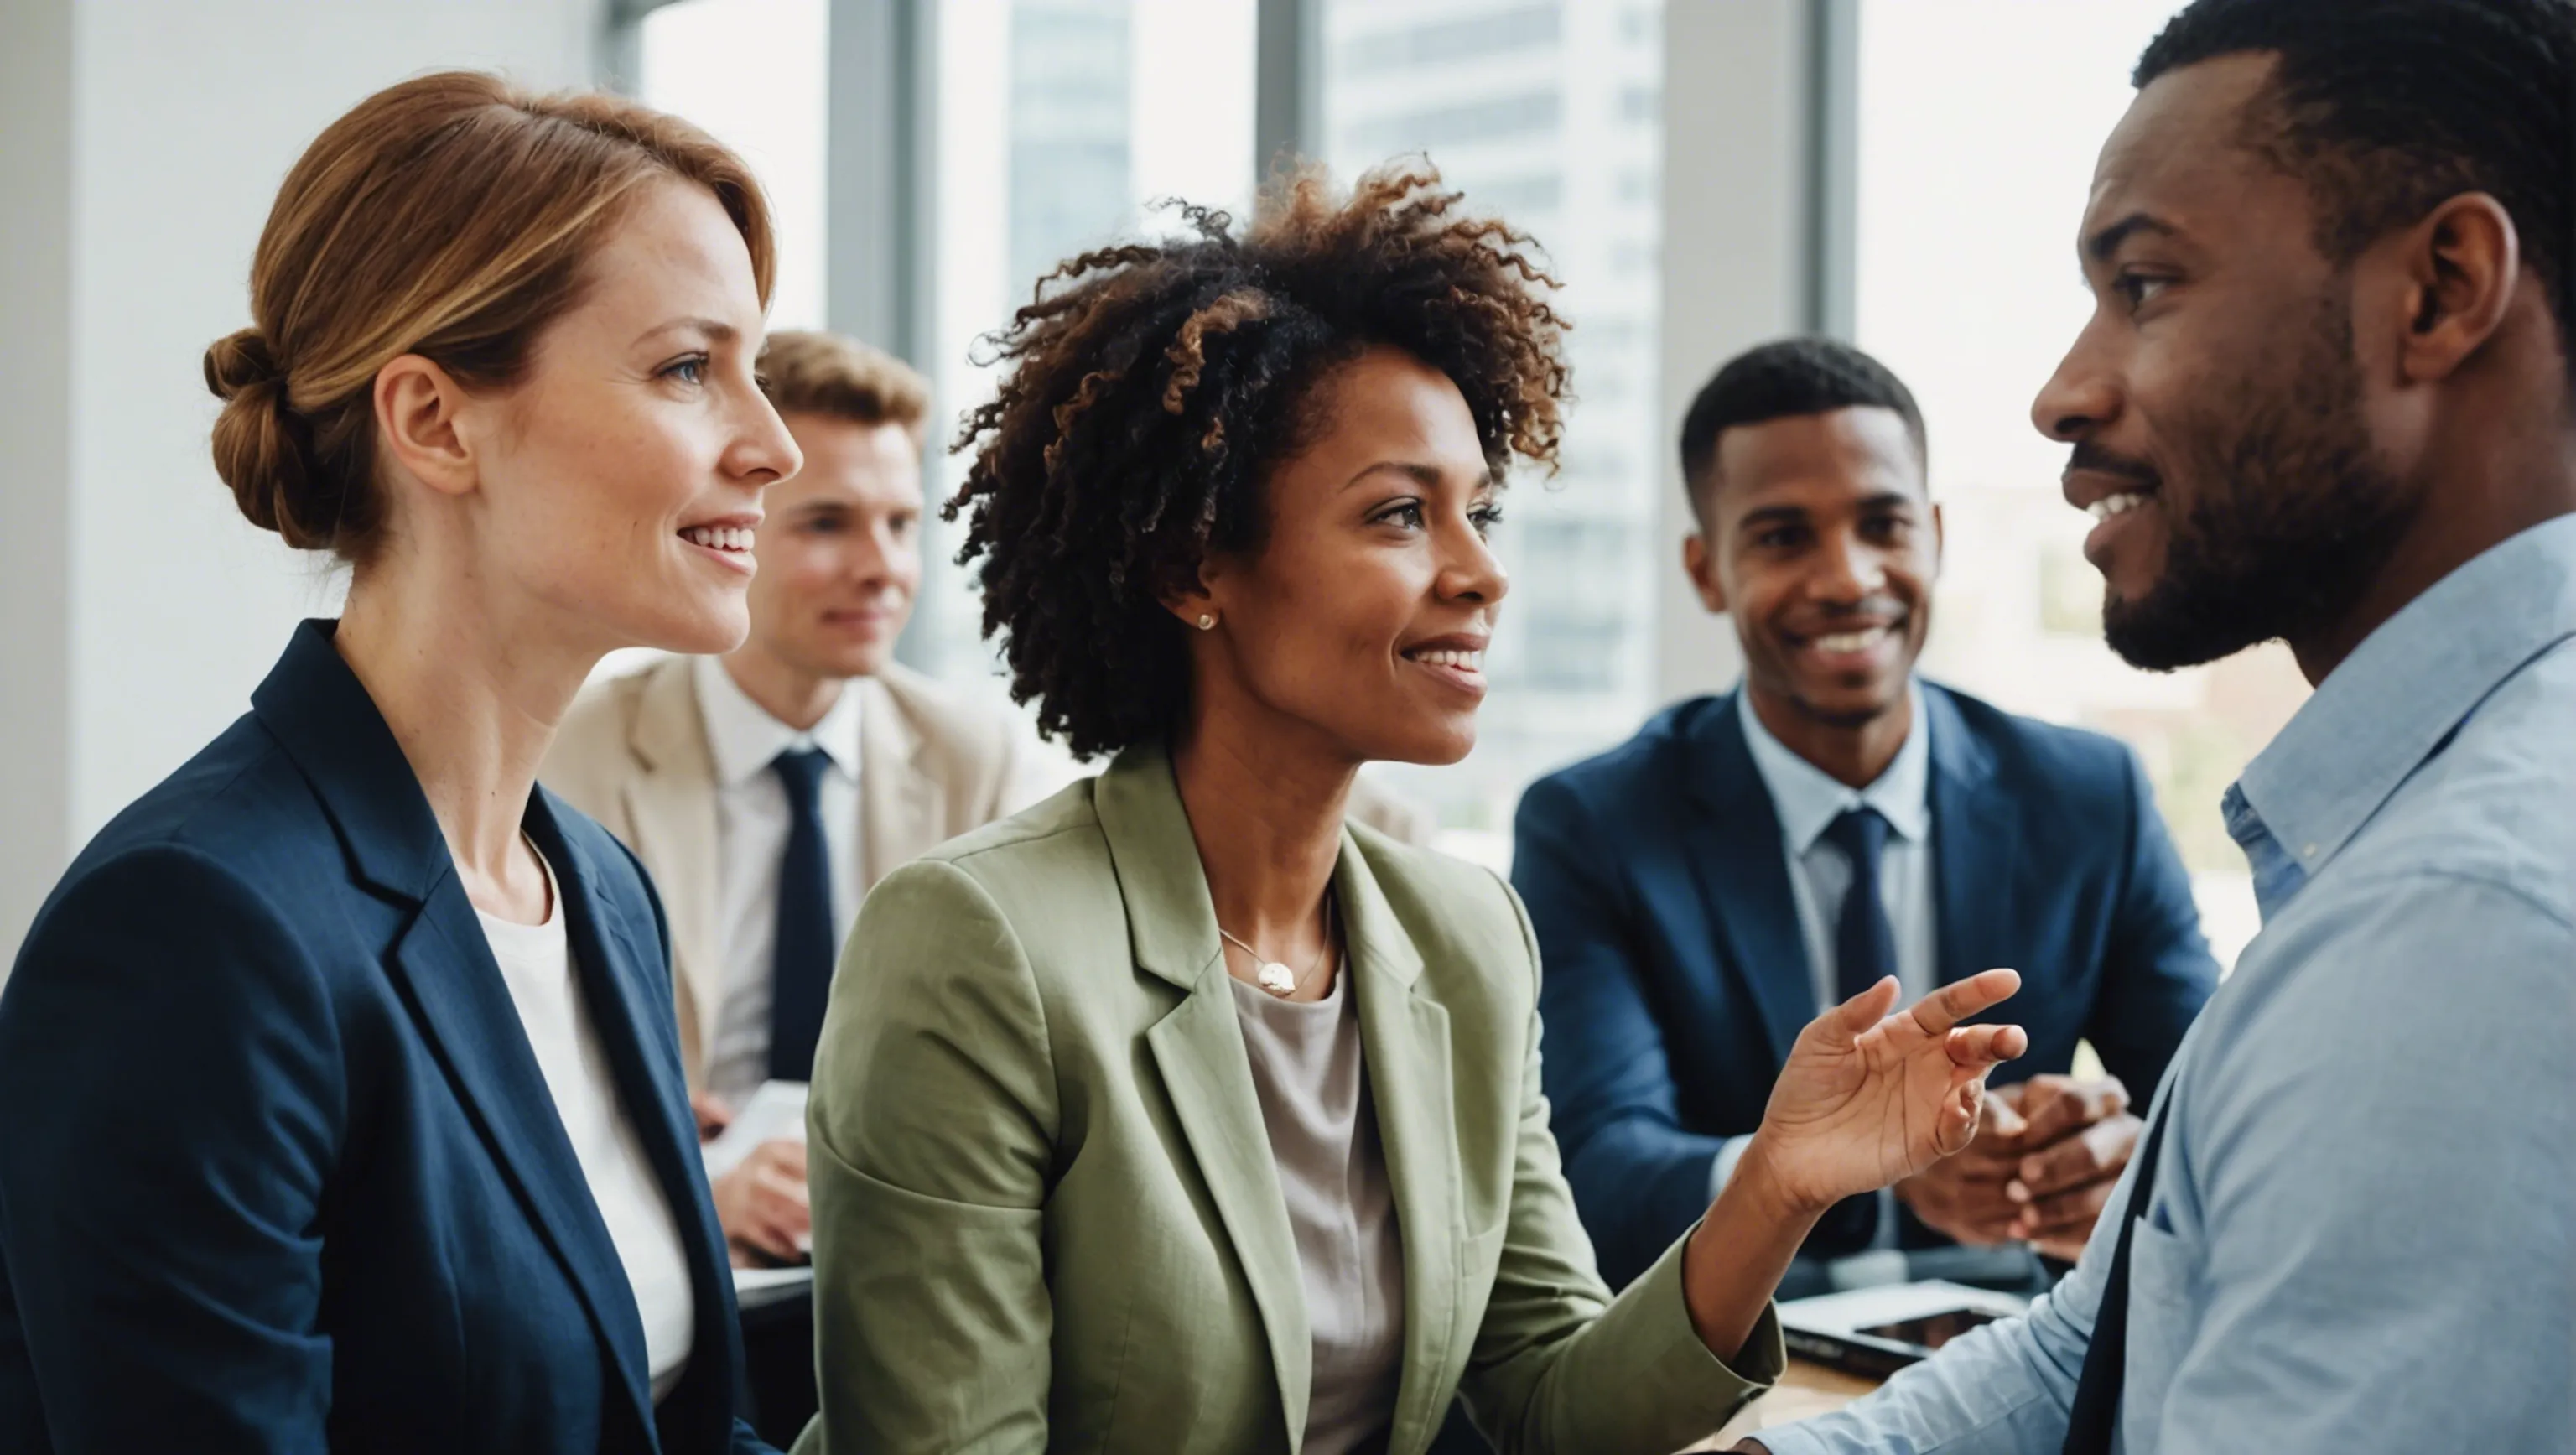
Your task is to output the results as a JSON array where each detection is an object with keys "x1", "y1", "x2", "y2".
[
  {"x1": 203, "y1": 326, "x2": 283, "y2": 400},
  {"x1": 205, "y1": 326, "x2": 335, "y2": 546}
]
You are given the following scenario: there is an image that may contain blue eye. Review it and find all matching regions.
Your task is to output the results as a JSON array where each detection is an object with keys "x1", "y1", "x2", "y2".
[{"x1": 661, "y1": 354, "x2": 710, "y2": 385}]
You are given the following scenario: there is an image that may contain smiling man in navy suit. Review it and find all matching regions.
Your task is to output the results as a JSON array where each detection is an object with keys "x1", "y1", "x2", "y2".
[{"x1": 1516, "y1": 338, "x2": 2217, "y2": 1297}]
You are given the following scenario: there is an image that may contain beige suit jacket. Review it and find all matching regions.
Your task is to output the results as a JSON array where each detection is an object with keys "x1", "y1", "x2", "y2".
[{"x1": 543, "y1": 654, "x2": 1046, "y2": 1089}]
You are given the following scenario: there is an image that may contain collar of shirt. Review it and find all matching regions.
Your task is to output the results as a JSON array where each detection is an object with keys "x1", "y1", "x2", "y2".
[
  {"x1": 691, "y1": 652, "x2": 864, "y2": 791},
  {"x1": 2228, "y1": 513, "x2": 2576, "y2": 918},
  {"x1": 1735, "y1": 682, "x2": 1932, "y2": 854}
]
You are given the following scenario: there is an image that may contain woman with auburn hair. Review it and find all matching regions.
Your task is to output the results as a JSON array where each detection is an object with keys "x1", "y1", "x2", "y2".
[
  {"x1": 0, "y1": 72, "x2": 797, "y2": 1453},
  {"x1": 795, "y1": 168, "x2": 2027, "y2": 1455}
]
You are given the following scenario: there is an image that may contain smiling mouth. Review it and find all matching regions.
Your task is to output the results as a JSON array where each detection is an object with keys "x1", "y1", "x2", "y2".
[
  {"x1": 680, "y1": 525, "x2": 755, "y2": 553},
  {"x1": 2086, "y1": 491, "x2": 2155, "y2": 522},
  {"x1": 1404, "y1": 646, "x2": 1485, "y2": 671},
  {"x1": 1796, "y1": 621, "x2": 1902, "y2": 656}
]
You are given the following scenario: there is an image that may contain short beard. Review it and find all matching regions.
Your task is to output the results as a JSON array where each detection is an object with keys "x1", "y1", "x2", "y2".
[{"x1": 2103, "y1": 292, "x2": 2418, "y2": 672}]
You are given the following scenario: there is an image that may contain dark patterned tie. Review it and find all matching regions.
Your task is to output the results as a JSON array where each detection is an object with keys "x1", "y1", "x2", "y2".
[{"x1": 766, "y1": 746, "x2": 835, "y2": 1082}]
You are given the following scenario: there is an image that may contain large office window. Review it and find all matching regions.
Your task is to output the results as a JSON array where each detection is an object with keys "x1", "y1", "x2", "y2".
[
  {"x1": 910, "y1": 0, "x2": 1259, "y2": 690},
  {"x1": 1319, "y1": 0, "x2": 1667, "y2": 850},
  {"x1": 637, "y1": 0, "x2": 831, "y2": 331},
  {"x1": 1854, "y1": 0, "x2": 2303, "y2": 968}
]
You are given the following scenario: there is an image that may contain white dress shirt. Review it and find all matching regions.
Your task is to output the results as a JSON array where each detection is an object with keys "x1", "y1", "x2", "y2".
[
  {"x1": 1712, "y1": 685, "x2": 1937, "y2": 1212},
  {"x1": 477, "y1": 843, "x2": 697, "y2": 1402},
  {"x1": 692, "y1": 654, "x2": 865, "y2": 1109}
]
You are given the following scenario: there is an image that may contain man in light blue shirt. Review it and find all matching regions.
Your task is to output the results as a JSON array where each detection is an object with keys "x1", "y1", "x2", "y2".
[{"x1": 1741, "y1": 1, "x2": 2576, "y2": 1450}]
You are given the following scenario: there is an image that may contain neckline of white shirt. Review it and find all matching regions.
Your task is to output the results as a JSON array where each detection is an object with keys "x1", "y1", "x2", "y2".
[
  {"x1": 693, "y1": 653, "x2": 864, "y2": 790},
  {"x1": 473, "y1": 834, "x2": 567, "y2": 944},
  {"x1": 1735, "y1": 682, "x2": 1933, "y2": 853}
]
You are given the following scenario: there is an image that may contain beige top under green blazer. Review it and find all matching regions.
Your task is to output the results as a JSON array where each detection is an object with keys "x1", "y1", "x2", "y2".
[{"x1": 794, "y1": 746, "x2": 1784, "y2": 1454}]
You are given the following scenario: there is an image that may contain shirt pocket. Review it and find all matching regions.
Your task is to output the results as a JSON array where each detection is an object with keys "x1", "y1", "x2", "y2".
[{"x1": 2116, "y1": 1214, "x2": 2196, "y2": 1454}]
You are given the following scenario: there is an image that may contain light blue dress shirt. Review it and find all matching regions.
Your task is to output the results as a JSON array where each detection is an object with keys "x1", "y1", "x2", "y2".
[
  {"x1": 1756, "y1": 515, "x2": 2576, "y2": 1453},
  {"x1": 1714, "y1": 689, "x2": 1936, "y2": 1224}
]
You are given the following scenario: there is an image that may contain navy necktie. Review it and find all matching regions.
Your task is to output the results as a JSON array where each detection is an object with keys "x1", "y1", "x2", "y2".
[
  {"x1": 1822, "y1": 807, "x2": 1898, "y2": 1005},
  {"x1": 767, "y1": 746, "x2": 835, "y2": 1083},
  {"x1": 1814, "y1": 807, "x2": 1899, "y2": 1254}
]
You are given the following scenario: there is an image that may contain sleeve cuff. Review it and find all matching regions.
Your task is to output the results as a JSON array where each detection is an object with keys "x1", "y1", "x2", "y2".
[{"x1": 1584, "y1": 1222, "x2": 1787, "y2": 1445}]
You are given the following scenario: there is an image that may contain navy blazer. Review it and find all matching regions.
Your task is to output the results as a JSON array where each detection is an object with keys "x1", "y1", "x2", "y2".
[
  {"x1": 0, "y1": 621, "x2": 770, "y2": 1455},
  {"x1": 1514, "y1": 684, "x2": 2217, "y2": 1289}
]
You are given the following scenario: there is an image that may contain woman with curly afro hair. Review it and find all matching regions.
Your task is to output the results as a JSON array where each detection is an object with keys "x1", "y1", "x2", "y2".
[{"x1": 794, "y1": 164, "x2": 2028, "y2": 1455}]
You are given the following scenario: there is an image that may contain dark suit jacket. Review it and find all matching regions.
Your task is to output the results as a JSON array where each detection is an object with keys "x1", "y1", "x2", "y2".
[
  {"x1": 0, "y1": 621, "x2": 770, "y2": 1455},
  {"x1": 1514, "y1": 684, "x2": 2217, "y2": 1289}
]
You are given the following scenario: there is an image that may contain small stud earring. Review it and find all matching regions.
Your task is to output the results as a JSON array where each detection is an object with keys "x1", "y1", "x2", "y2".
[{"x1": 1197, "y1": 613, "x2": 1216, "y2": 631}]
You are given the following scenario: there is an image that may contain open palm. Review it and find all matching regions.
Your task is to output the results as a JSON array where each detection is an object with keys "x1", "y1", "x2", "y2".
[{"x1": 1758, "y1": 969, "x2": 2028, "y2": 1213}]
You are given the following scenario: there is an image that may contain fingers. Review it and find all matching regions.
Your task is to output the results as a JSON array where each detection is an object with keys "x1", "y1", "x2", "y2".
[
  {"x1": 764, "y1": 1167, "x2": 813, "y2": 1214},
  {"x1": 1945, "y1": 1022, "x2": 2028, "y2": 1069},
  {"x1": 1981, "y1": 1090, "x2": 2030, "y2": 1143},
  {"x1": 2008, "y1": 1173, "x2": 2115, "y2": 1245},
  {"x1": 2010, "y1": 1112, "x2": 2140, "y2": 1201},
  {"x1": 1935, "y1": 1078, "x2": 1988, "y2": 1157},
  {"x1": 1814, "y1": 976, "x2": 1903, "y2": 1049},
  {"x1": 714, "y1": 1149, "x2": 813, "y2": 1260},
  {"x1": 1894, "y1": 1161, "x2": 2025, "y2": 1245},
  {"x1": 752, "y1": 1138, "x2": 809, "y2": 1180},
  {"x1": 743, "y1": 1168, "x2": 812, "y2": 1259},
  {"x1": 2016, "y1": 1074, "x2": 2131, "y2": 1148},
  {"x1": 1908, "y1": 968, "x2": 2023, "y2": 1038}
]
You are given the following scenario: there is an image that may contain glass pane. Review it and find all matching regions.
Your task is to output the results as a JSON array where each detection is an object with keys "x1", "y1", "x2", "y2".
[
  {"x1": 914, "y1": 0, "x2": 1260, "y2": 696},
  {"x1": 1319, "y1": 0, "x2": 1667, "y2": 856},
  {"x1": 1854, "y1": 0, "x2": 2308, "y2": 971},
  {"x1": 638, "y1": 0, "x2": 831, "y2": 331}
]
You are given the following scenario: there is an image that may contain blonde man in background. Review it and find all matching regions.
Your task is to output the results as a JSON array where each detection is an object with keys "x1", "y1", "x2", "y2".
[{"x1": 546, "y1": 330, "x2": 1048, "y2": 1276}]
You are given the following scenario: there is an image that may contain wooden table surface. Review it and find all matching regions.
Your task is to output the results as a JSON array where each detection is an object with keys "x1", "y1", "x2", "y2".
[{"x1": 1693, "y1": 1359, "x2": 1883, "y2": 1450}]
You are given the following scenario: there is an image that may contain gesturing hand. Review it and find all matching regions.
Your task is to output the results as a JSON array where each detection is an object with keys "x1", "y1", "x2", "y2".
[{"x1": 1748, "y1": 970, "x2": 2028, "y2": 1215}]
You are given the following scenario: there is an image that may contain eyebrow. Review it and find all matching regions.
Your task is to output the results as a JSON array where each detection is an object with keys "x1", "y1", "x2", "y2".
[
  {"x1": 1340, "y1": 460, "x2": 1499, "y2": 492},
  {"x1": 1733, "y1": 490, "x2": 1919, "y2": 527},
  {"x1": 2085, "y1": 212, "x2": 2180, "y2": 266},
  {"x1": 636, "y1": 316, "x2": 741, "y2": 347},
  {"x1": 1734, "y1": 503, "x2": 1810, "y2": 531}
]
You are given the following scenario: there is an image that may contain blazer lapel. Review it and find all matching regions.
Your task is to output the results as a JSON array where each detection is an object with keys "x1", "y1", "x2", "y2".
[
  {"x1": 1101, "y1": 749, "x2": 1314, "y2": 1447},
  {"x1": 1335, "y1": 839, "x2": 1459, "y2": 1455},
  {"x1": 856, "y1": 676, "x2": 938, "y2": 892},
  {"x1": 623, "y1": 658, "x2": 724, "y2": 1071},
  {"x1": 1924, "y1": 687, "x2": 2017, "y2": 990},
  {"x1": 1681, "y1": 695, "x2": 1820, "y2": 1068},
  {"x1": 384, "y1": 872, "x2": 660, "y2": 1439},
  {"x1": 532, "y1": 794, "x2": 740, "y2": 1444}
]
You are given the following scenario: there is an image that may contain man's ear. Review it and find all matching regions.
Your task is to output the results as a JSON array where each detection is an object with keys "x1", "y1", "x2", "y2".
[
  {"x1": 374, "y1": 354, "x2": 480, "y2": 500},
  {"x1": 1929, "y1": 500, "x2": 1945, "y2": 576},
  {"x1": 2393, "y1": 192, "x2": 2519, "y2": 387},
  {"x1": 1681, "y1": 530, "x2": 1727, "y2": 615}
]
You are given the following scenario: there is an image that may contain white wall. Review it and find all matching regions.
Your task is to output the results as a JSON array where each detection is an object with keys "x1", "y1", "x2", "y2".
[
  {"x1": 3, "y1": 0, "x2": 610, "y2": 968},
  {"x1": 0, "y1": 0, "x2": 78, "y2": 974}
]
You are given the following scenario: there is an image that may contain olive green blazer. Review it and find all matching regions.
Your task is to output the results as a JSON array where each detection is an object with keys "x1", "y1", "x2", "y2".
[{"x1": 793, "y1": 747, "x2": 1784, "y2": 1454}]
